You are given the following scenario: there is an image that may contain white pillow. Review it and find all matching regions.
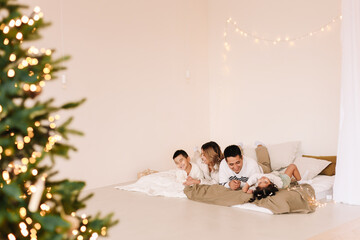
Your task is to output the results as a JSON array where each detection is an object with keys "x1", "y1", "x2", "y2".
[
  {"x1": 293, "y1": 157, "x2": 331, "y2": 180},
  {"x1": 267, "y1": 141, "x2": 301, "y2": 170}
]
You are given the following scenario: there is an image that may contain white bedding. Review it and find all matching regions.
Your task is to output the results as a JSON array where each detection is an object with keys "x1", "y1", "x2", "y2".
[{"x1": 116, "y1": 170, "x2": 334, "y2": 215}]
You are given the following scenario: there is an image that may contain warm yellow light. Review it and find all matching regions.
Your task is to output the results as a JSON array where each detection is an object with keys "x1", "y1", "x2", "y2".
[
  {"x1": 48, "y1": 116, "x2": 55, "y2": 122},
  {"x1": 9, "y1": 54, "x2": 16, "y2": 62},
  {"x1": 21, "y1": 229, "x2": 29, "y2": 237},
  {"x1": 35, "y1": 121, "x2": 40, "y2": 127},
  {"x1": 82, "y1": 219, "x2": 88, "y2": 225},
  {"x1": 4, "y1": 38, "x2": 9, "y2": 45},
  {"x1": 17, "y1": 141, "x2": 24, "y2": 150},
  {"x1": 3, "y1": 26, "x2": 9, "y2": 34},
  {"x1": 5, "y1": 148, "x2": 12, "y2": 156},
  {"x1": 34, "y1": 223, "x2": 41, "y2": 230},
  {"x1": 9, "y1": 20, "x2": 15, "y2": 27},
  {"x1": 49, "y1": 123, "x2": 56, "y2": 129},
  {"x1": 46, "y1": 192, "x2": 52, "y2": 199},
  {"x1": 29, "y1": 185, "x2": 36, "y2": 193},
  {"x1": 0, "y1": 105, "x2": 2, "y2": 113},
  {"x1": 23, "y1": 84, "x2": 30, "y2": 91},
  {"x1": 45, "y1": 49, "x2": 52, "y2": 55},
  {"x1": 29, "y1": 157, "x2": 36, "y2": 164},
  {"x1": 33, "y1": 15, "x2": 40, "y2": 21},
  {"x1": 26, "y1": 217, "x2": 32, "y2": 224},
  {"x1": 39, "y1": 81, "x2": 45, "y2": 87},
  {"x1": 32, "y1": 169, "x2": 38, "y2": 176},
  {"x1": 43, "y1": 67, "x2": 50, "y2": 74},
  {"x1": 22, "y1": 60, "x2": 28, "y2": 67},
  {"x1": 8, "y1": 233, "x2": 16, "y2": 240},
  {"x1": 72, "y1": 230, "x2": 79, "y2": 236},
  {"x1": 28, "y1": 19, "x2": 34, "y2": 26},
  {"x1": 7, "y1": 69, "x2": 15, "y2": 77},
  {"x1": 16, "y1": 32, "x2": 23, "y2": 40},
  {"x1": 80, "y1": 226, "x2": 86, "y2": 232},
  {"x1": 34, "y1": 6, "x2": 41, "y2": 13},
  {"x1": 20, "y1": 208, "x2": 27, "y2": 218},
  {"x1": 77, "y1": 236, "x2": 84, "y2": 240},
  {"x1": 31, "y1": 58, "x2": 38, "y2": 65},
  {"x1": 21, "y1": 16, "x2": 29, "y2": 24},
  {"x1": 30, "y1": 84, "x2": 37, "y2": 92},
  {"x1": 24, "y1": 136, "x2": 31, "y2": 143},
  {"x1": 2, "y1": 171, "x2": 10, "y2": 181},
  {"x1": 19, "y1": 222, "x2": 27, "y2": 229},
  {"x1": 21, "y1": 158, "x2": 29, "y2": 164},
  {"x1": 44, "y1": 74, "x2": 51, "y2": 80},
  {"x1": 15, "y1": 19, "x2": 22, "y2": 27}
]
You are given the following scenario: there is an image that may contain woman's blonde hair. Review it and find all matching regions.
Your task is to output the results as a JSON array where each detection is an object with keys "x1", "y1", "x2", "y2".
[{"x1": 201, "y1": 141, "x2": 224, "y2": 166}]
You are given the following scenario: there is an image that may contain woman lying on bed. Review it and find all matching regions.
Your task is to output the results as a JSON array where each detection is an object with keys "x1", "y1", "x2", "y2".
[{"x1": 184, "y1": 141, "x2": 223, "y2": 186}]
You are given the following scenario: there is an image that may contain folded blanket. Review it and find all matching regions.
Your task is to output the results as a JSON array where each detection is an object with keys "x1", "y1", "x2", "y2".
[{"x1": 184, "y1": 183, "x2": 316, "y2": 214}]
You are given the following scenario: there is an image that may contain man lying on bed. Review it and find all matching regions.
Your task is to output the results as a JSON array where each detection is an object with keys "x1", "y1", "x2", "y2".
[{"x1": 219, "y1": 145, "x2": 263, "y2": 190}]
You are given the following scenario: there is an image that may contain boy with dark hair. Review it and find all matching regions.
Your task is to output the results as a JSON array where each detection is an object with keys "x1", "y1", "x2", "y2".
[
  {"x1": 172, "y1": 149, "x2": 204, "y2": 185},
  {"x1": 219, "y1": 145, "x2": 263, "y2": 190}
]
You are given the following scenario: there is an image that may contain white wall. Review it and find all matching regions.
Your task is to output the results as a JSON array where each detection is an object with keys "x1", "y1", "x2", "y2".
[
  {"x1": 24, "y1": 0, "x2": 210, "y2": 189},
  {"x1": 23, "y1": 0, "x2": 341, "y2": 189},
  {"x1": 208, "y1": 0, "x2": 341, "y2": 155}
]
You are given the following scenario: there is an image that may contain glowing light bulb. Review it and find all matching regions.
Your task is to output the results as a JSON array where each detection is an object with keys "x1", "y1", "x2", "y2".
[
  {"x1": 3, "y1": 26, "x2": 10, "y2": 34},
  {"x1": 33, "y1": 15, "x2": 40, "y2": 21},
  {"x1": 28, "y1": 19, "x2": 34, "y2": 26},
  {"x1": 21, "y1": 16, "x2": 29, "y2": 24},
  {"x1": 9, "y1": 20, "x2": 15, "y2": 27},
  {"x1": 7, "y1": 69, "x2": 15, "y2": 77},
  {"x1": 15, "y1": 19, "x2": 22, "y2": 27},
  {"x1": 4, "y1": 38, "x2": 9, "y2": 45},
  {"x1": 0, "y1": 105, "x2": 2, "y2": 113},
  {"x1": 16, "y1": 32, "x2": 23, "y2": 40},
  {"x1": 34, "y1": 6, "x2": 41, "y2": 13},
  {"x1": 32, "y1": 169, "x2": 38, "y2": 176},
  {"x1": 9, "y1": 54, "x2": 16, "y2": 62}
]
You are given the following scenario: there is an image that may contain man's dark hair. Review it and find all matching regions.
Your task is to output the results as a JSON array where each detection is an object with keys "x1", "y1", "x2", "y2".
[
  {"x1": 173, "y1": 150, "x2": 188, "y2": 159},
  {"x1": 223, "y1": 145, "x2": 242, "y2": 160}
]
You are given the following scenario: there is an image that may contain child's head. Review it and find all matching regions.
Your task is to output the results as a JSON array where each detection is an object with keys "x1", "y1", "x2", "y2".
[
  {"x1": 257, "y1": 176, "x2": 271, "y2": 188},
  {"x1": 201, "y1": 141, "x2": 224, "y2": 166},
  {"x1": 249, "y1": 183, "x2": 279, "y2": 202},
  {"x1": 172, "y1": 150, "x2": 191, "y2": 171}
]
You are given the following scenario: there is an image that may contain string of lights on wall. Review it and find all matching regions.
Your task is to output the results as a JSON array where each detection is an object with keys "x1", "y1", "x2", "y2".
[{"x1": 224, "y1": 15, "x2": 342, "y2": 49}]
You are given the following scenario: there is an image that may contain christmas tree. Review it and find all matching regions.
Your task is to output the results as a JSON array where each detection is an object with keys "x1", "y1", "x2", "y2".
[{"x1": 0, "y1": 1, "x2": 117, "y2": 239}]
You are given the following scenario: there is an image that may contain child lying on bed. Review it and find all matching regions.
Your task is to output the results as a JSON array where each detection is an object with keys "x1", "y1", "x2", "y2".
[
  {"x1": 242, "y1": 164, "x2": 302, "y2": 201},
  {"x1": 173, "y1": 150, "x2": 204, "y2": 186}
]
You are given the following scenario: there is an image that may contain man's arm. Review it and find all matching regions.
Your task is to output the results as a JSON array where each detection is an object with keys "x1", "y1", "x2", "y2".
[{"x1": 218, "y1": 160, "x2": 231, "y2": 188}]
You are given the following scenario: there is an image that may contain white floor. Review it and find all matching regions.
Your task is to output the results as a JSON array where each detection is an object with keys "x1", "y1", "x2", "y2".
[{"x1": 83, "y1": 183, "x2": 360, "y2": 240}]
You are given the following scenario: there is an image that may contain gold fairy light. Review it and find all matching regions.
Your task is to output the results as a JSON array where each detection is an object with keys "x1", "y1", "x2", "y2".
[
  {"x1": 3, "y1": 26, "x2": 9, "y2": 34},
  {"x1": 8, "y1": 233, "x2": 16, "y2": 240},
  {"x1": 0, "y1": 105, "x2": 2, "y2": 113},
  {"x1": 34, "y1": 6, "x2": 41, "y2": 13},
  {"x1": 44, "y1": 74, "x2": 51, "y2": 80},
  {"x1": 29, "y1": 157, "x2": 36, "y2": 164},
  {"x1": 23, "y1": 84, "x2": 30, "y2": 91},
  {"x1": 101, "y1": 227, "x2": 107, "y2": 236},
  {"x1": 82, "y1": 219, "x2": 88, "y2": 225},
  {"x1": 24, "y1": 136, "x2": 31, "y2": 143},
  {"x1": 45, "y1": 49, "x2": 52, "y2": 55},
  {"x1": 80, "y1": 226, "x2": 86, "y2": 232},
  {"x1": 28, "y1": 19, "x2": 34, "y2": 26},
  {"x1": 2, "y1": 170, "x2": 10, "y2": 181},
  {"x1": 90, "y1": 233, "x2": 99, "y2": 240},
  {"x1": 29, "y1": 185, "x2": 36, "y2": 193},
  {"x1": 15, "y1": 19, "x2": 22, "y2": 27},
  {"x1": 21, "y1": 158, "x2": 29, "y2": 164},
  {"x1": 30, "y1": 84, "x2": 37, "y2": 92},
  {"x1": 22, "y1": 59, "x2": 28, "y2": 67},
  {"x1": 3, "y1": 38, "x2": 9, "y2": 45},
  {"x1": 34, "y1": 121, "x2": 40, "y2": 127},
  {"x1": 20, "y1": 208, "x2": 27, "y2": 218},
  {"x1": 7, "y1": 69, "x2": 15, "y2": 77},
  {"x1": 77, "y1": 236, "x2": 84, "y2": 240},
  {"x1": 49, "y1": 123, "x2": 56, "y2": 129},
  {"x1": 32, "y1": 169, "x2": 38, "y2": 176},
  {"x1": 43, "y1": 67, "x2": 50, "y2": 74},
  {"x1": 21, "y1": 16, "x2": 29, "y2": 24},
  {"x1": 17, "y1": 141, "x2": 24, "y2": 150},
  {"x1": 9, "y1": 54, "x2": 16, "y2": 62},
  {"x1": 16, "y1": 32, "x2": 23, "y2": 40},
  {"x1": 46, "y1": 192, "x2": 52, "y2": 199},
  {"x1": 31, "y1": 58, "x2": 38, "y2": 65},
  {"x1": 9, "y1": 19, "x2": 15, "y2": 27},
  {"x1": 71, "y1": 212, "x2": 76, "y2": 217},
  {"x1": 5, "y1": 148, "x2": 12, "y2": 156},
  {"x1": 33, "y1": 15, "x2": 40, "y2": 21},
  {"x1": 39, "y1": 81, "x2": 45, "y2": 87},
  {"x1": 26, "y1": 217, "x2": 32, "y2": 224},
  {"x1": 34, "y1": 223, "x2": 41, "y2": 230},
  {"x1": 48, "y1": 116, "x2": 55, "y2": 122}
]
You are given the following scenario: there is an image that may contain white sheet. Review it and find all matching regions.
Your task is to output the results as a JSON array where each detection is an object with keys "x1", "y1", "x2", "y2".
[{"x1": 116, "y1": 170, "x2": 334, "y2": 215}]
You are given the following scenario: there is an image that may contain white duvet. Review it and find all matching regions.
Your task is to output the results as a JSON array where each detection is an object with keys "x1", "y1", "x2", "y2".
[{"x1": 116, "y1": 170, "x2": 334, "y2": 215}]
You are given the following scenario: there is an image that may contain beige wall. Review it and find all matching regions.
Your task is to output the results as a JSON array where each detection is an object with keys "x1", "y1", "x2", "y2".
[
  {"x1": 24, "y1": 0, "x2": 341, "y2": 189},
  {"x1": 25, "y1": 0, "x2": 210, "y2": 189},
  {"x1": 208, "y1": 0, "x2": 341, "y2": 155}
]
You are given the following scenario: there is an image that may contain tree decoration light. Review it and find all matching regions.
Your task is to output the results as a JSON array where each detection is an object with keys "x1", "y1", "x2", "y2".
[{"x1": 0, "y1": 1, "x2": 117, "y2": 239}]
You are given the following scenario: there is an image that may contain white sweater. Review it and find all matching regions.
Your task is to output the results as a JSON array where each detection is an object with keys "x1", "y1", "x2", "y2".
[
  {"x1": 195, "y1": 158, "x2": 219, "y2": 185},
  {"x1": 219, "y1": 156, "x2": 263, "y2": 188},
  {"x1": 175, "y1": 162, "x2": 204, "y2": 183}
]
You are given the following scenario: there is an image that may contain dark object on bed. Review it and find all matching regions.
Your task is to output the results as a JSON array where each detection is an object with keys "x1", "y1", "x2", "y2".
[
  {"x1": 184, "y1": 184, "x2": 316, "y2": 214},
  {"x1": 303, "y1": 155, "x2": 336, "y2": 176}
]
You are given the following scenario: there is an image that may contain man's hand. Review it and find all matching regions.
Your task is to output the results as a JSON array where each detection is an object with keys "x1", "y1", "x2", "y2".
[{"x1": 229, "y1": 180, "x2": 241, "y2": 190}]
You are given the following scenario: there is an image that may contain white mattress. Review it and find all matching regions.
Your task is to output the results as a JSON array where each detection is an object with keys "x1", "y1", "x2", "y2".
[{"x1": 116, "y1": 171, "x2": 335, "y2": 215}]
